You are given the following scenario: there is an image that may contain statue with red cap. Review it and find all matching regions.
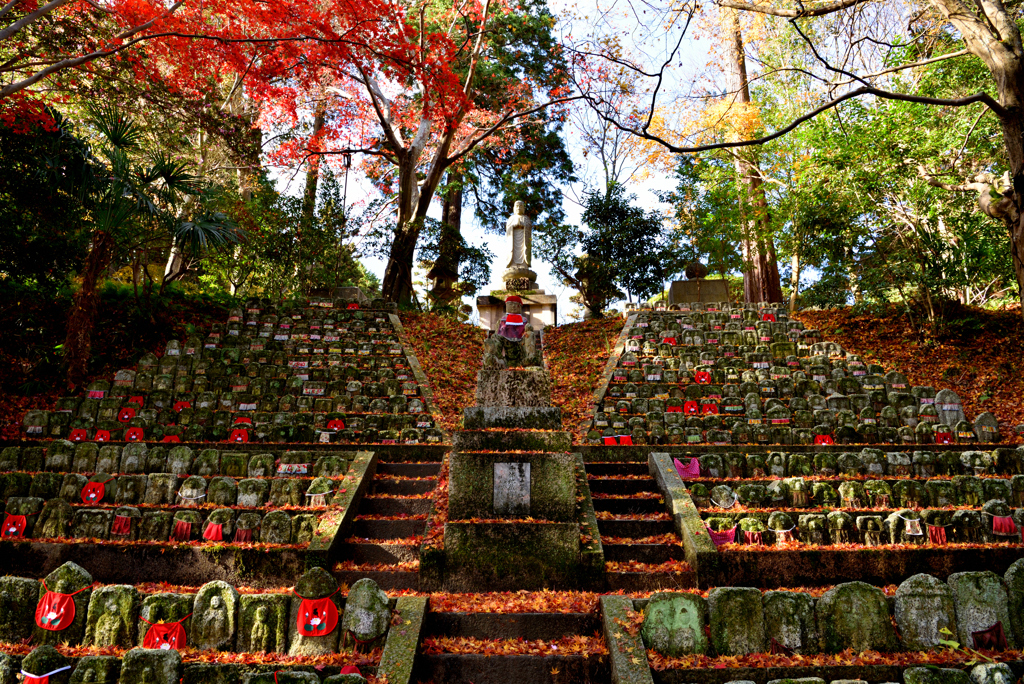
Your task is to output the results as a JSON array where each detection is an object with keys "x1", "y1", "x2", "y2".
[{"x1": 498, "y1": 295, "x2": 527, "y2": 340}]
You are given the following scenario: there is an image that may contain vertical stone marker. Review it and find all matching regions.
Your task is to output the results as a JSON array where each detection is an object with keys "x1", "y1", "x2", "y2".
[
  {"x1": 894, "y1": 573, "x2": 958, "y2": 650},
  {"x1": 493, "y1": 462, "x2": 530, "y2": 516}
]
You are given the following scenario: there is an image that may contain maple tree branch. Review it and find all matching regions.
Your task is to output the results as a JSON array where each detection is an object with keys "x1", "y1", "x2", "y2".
[
  {"x1": 355, "y1": 65, "x2": 405, "y2": 157},
  {"x1": 0, "y1": 1, "x2": 184, "y2": 97},
  {"x1": 0, "y1": 0, "x2": 24, "y2": 22},
  {"x1": 714, "y1": 0, "x2": 870, "y2": 17},
  {"x1": 644, "y1": 9, "x2": 693, "y2": 131},
  {"x1": 0, "y1": 0, "x2": 75, "y2": 43},
  {"x1": 831, "y1": 49, "x2": 970, "y2": 85},
  {"x1": 449, "y1": 94, "x2": 585, "y2": 164},
  {"x1": 590, "y1": 86, "x2": 1006, "y2": 154}
]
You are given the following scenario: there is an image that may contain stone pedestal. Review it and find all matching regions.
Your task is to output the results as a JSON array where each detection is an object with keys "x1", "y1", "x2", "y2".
[
  {"x1": 668, "y1": 279, "x2": 731, "y2": 305},
  {"x1": 477, "y1": 292, "x2": 557, "y2": 331}
]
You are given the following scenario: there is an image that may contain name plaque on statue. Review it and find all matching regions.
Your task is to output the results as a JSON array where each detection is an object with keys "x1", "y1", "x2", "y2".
[{"x1": 493, "y1": 462, "x2": 530, "y2": 516}]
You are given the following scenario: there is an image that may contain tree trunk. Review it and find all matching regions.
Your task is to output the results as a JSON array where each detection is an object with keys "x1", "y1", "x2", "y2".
[
  {"x1": 789, "y1": 244, "x2": 801, "y2": 313},
  {"x1": 64, "y1": 232, "x2": 114, "y2": 389},
  {"x1": 726, "y1": 7, "x2": 784, "y2": 304},
  {"x1": 430, "y1": 172, "x2": 464, "y2": 305}
]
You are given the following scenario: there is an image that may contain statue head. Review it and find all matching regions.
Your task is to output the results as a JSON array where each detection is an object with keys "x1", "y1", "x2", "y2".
[
  {"x1": 504, "y1": 295, "x2": 523, "y2": 315},
  {"x1": 210, "y1": 596, "x2": 222, "y2": 609},
  {"x1": 514, "y1": 200, "x2": 525, "y2": 214}
]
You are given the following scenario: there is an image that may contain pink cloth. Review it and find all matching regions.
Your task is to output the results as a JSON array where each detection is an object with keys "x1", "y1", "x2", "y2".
[
  {"x1": 708, "y1": 526, "x2": 736, "y2": 547},
  {"x1": 674, "y1": 457, "x2": 700, "y2": 479}
]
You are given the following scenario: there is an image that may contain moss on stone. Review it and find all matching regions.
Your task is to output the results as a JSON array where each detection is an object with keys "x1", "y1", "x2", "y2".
[
  {"x1": 237, "y1": 593, "x2": 289, "y2": 654},
  {"x1": 241, "y1": 672, "x2": 319, "y2": 684},
  {"x1": 120, "y1": 647, "x2": 182, "y2": 684},
  {"x1": 708, "y1": 587, "x2": 765, "y2": 655},
  {"x1": 181, "y1": 663, "x2": 239, "y2": 684},
  {"x1": 85, "y1": 584, "x2": 139, "y2": 647},
  {"x1": 0, "y1": 576, "x2": 40, "y2": 642},
  {"x1": 641, "y1": 592, "x2": 708, "y2": 657},
  {"x1": 34, "y1": 562, "x2": 93, "y2": 646},
  {"x1": 444, "y1": 521, "x2": 580, "y2": 590},
  {"x1": 70, "y1": 656, "x2": 120, "y2": 684},
  {"x1": 376, "y1": 595, "x2": 426, "y2": 684},
  {"x1": 137, "y1": 593, "x2": 193, "y2": 647},
  {"x1": 21, "y1": 645, "x2": 70, "y2": 684},
  {"x1": 600, "y1": 595, "x2": 654, "y2": 684},
  {"x1": 815, "y1": 581, "x2": 898, "y2": 653}
]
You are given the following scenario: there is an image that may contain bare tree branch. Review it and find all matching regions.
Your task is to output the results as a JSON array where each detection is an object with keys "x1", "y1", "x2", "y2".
[{"x1": 715, "y1": 0, "x2": 870, "y2": 18}]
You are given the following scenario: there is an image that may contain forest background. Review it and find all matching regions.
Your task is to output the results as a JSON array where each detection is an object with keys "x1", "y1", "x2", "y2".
[{"x1": 1, "y1": 0, "x2": 1023, "y2": 396}]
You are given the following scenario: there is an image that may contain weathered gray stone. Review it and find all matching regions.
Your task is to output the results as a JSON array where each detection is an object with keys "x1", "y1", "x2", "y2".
[
  {"x1": 947, "y1": 571, "x2": 1016, "y2": 649},
  {"x1": 1003, "y1": 558, "x2": 1024, "y2": 647},
  {"x1": 288, "y1": 567, "x2": 341, "y2": 656},
  {"x1": 21, "y1": 645, "x2": 71, "y2": 684},
  {"x1": 85, "y1": 584, "x2": 139, "y2": 647},
  {"x1": 33, "y1": 498, "x2": 74, "y2": 538},
  {"x1": 181, "y1": 663, "x2": 240, "y2": 684},
  {"x1": 970, "y1": 663, "x2": 1015, "y2": 684},
  {"x1": 708, "y1": 587, "x2": 765, "y2": 655},
  {"x1": 815, "y1": 581, "x2": 898, "y2": 653},
  {"x1": 260, "y1": 511, "x2": 292, "y2": 544},
  {"x1": 640, "y1": 592, "x2": 708, "y2": 657},
  {"x1": 0, "y1": 575, "x2": 41, "y2": 642},
  {"x1": 241, "y1": 672, "x2": 319, "y2": 684},
  {"x1": 904, "y1": 667, "x2": 972, "y2": 684},
  {"x1": 34, "y1": 562, "x2": 93, "y2": 646},
  {"x1": 118, "y1": 648, "x2": 181, "y2": 684},
  {"x1": 475, "y1": 369, "x2": 551, "y2": 407},
  {"x1": 763, "y1": 590, "x2": 818, "y2": 654},
  {"x1": 895, "y1": 573, "x2": 957, "y2": 650},
  {"x1": 236, "y1": 593, "x2": 289, "y2": 654},
  {"x1": 70, "y1": 656, "x2": 120, "y2": 684},
  {"x1": 322, "y1": 674, "x2": 366, "y2": 684},
  {"x1": 191, "y1": 581, "x2": 239, "y2": 651},
  {"x1": 341, "y1": 577, "x2": 390, "y2": 648},
  {"x1": 0, "y1": 654, "x2": 14, "y2": 684}
]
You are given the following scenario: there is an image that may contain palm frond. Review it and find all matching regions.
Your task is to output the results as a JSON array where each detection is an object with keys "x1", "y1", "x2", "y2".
[
  {"x1": 87, "y1": 105, "x2": 143, "y2": 150},
  {"x1": 176, "y1": 212, "x2": 244, "y2": 254}
]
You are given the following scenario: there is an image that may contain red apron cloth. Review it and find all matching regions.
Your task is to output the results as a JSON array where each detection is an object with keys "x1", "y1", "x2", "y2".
[
  {"x1": 694, "y1": 371, "x2": 711, "y2": 384},
  {"x1": 708, "y1": 526, "x2": 737, "y2": 547},
  {"x1": 111, "y1": 515, "x2": 132, "y2": 536},
  {"x1": 993, "y1": 515, "x2": 1017, "y2": 536},
  {"x1": 666, "y1": 405, "x2": 683, "y2": 413},
  {"x1": 20, "y1": 666, "x2": 71, "y2": 684},
  {"x1": 35, "y1": 581, "x2": 91, "y2": 630},
  {"x1": 118, "y1": 407, "x2": 136, "y2": 422},
  {"x1": 202, "y1": 522, "x2": 223, "y2": 541},
  {"x1": 141, "y1": 613, "x2": 191, "y2": 650},
  {"x1": 81, "y1": 477, "x2": 114, "y2": 505},
  {"x1": 295, "y1": 591, "x2": 339, "y2": 637},
  {"x1": 927, "y1": 524, "x2": 947, "y2": 545},
  {"x1": 125, "y1": 427, "x2": 144, "y2": 441},
  {"x1": 235, "y1": 528, "x2": 254, "y2": 542},
  {"x1": 972, "y1": 621, "x2": 1008, "y2": 650},
  {"x1": 2, "y1": 513, "x2": 27, "y2": 538},
  {"x1": 170, "y1": 520, "x2": 192, "y2": 542},
  {"x1": 683, "y1": 401, "x2": 699, "y2": 415}
]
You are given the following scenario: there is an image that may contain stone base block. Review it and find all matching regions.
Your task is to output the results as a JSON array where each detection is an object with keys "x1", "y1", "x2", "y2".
[
  {"x1": 475, "y1": 369, "x2": 551, "y2": 407},
  {"x1": 448, "y1": 451, "x2": 576, "y2": 521},
  {"x1": 443, "y1": 521, "x2": 581, "y2": 591},
  {"x1": 452, "y1": 430, "x2": 572, "y2": 453},
  {"x1": 668, "y1": 279, "x2": 732, "y2": 305},
  {"x1": 463, "y1": 406, "x2": 562, "y2": 430}
]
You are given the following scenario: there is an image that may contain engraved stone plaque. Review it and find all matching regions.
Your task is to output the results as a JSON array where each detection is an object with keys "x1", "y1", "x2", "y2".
[{"x1": 494, "y1": 462, "x2": 530, "y2": 516}]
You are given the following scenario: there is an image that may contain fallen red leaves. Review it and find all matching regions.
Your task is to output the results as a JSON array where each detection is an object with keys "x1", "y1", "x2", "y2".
[
  {"x1": 422, "y1": 635, "x2": 609, "y2": 657},
  {"x1": 333, "y1": 560, "x2": 420, "y2": 572},
  {"x1": 423, "y1": 455, "x2": 449, "y2": 550},
  {"x1": 797, "y1": 307, "x2": 1024, "y2": 443},
  {"x1": 601, "y1": 534, "x2": 680, "y2": 545},
  {"x1": 648, "y1": 646, "x2": 1024, "y2": 671},
  {"x1": 430, "y1": 590, "x2": 601, "y2": 614},
  {"x1": 398, "y1": 313, "x2": 484, "y2": 433},
  {"x1": 605, "y1": 560, "x2": 693, "y2": 574},
  {"x1": 545, "y1": 318, "x2": 623, "y2": 441},
  {"x1": 595, "y1": 511, "x2": 671, "y2": 521}
]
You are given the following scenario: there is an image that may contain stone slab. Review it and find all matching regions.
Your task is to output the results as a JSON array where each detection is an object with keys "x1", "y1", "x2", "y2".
[
  {"x1": 668, "y1": 280, "x2": 732, "y2": 305},
  {"x1": 462, "y1": 407, "x2": 563, "y2": 430},
  {"x1": 448, "y1": 451, "x2": 576, "y2": 522},
  {"x1": 475, "y1": 369, "x2": 551, "y2": 407}
]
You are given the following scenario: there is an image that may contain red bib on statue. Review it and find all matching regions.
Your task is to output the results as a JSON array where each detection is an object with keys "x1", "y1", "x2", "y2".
[
  {"x1": 2, "y1": 514, "x2": 26, "y2": 538},
  {"x1": 143, "y1": 621, "x2": 187, "y2": 650},
  {"x1": 21, "y1": 666, "x2": 71, "y2": 684},
  {"x1": 297, "y1": 597, "x2": 338, "y2": 636},
  {"x1": 81, "y1": 479, "x2": 112, "y2": 504},
  {"x1": 35, "y1": 589, "x2": 78, "y2": 631}
]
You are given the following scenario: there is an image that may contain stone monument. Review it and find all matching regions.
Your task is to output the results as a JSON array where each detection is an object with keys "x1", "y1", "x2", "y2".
[
  {"x1": 667, "y1": 262, "x2": 731, "y2": 305},
  {"x1": 477, "y1": 202, "x2": 557, "y2": 331}
]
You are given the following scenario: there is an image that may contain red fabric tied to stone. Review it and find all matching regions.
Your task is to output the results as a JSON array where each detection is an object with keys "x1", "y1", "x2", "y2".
[
  {"x1": 674, "y1": 457, "x2": 700, "y2": 479},
  {"x1": 233, "y1": 416, "x2": 253, "y2": 425},
  {"x1": 127, "y1": 396, "x2": 144, "y2": 408},
  {"x1": 327, "y1": 419, "x2": 345, "y2": 430},
  {"x1": 35, "y1": 581, "x2": 89, "y2": 631},
  {"x1": 20, "y1": 665, "x2": 72, "y2": 684},
  {"x1": 340, "y1": 666, "x2": 362, "y2": 676},
  {"x1": 118, "y1": 407, "x2": 136, "y2": 423},
  {"x1": 762, "y1": 313, "x2": 776, "y2": 322},
  {"x1": 170, "y1": 520, "x2": 192, "y2": 542},
  {"x1": 972, "y1": 622, "x2": 1008, "y2": 650},
  {"x1": 745, "y1": 530, "x2": 763, "y2": 545},
  {"x1": 111, "y1": 515, "x2": 132, "y2": 536},
  {"x1": 81, "y1": 478, "x2": 113, "y2": 505},
  {"x1": 2, "y1": 513, "x2": 27, "y2": 538},
  {"x1": 993, "y1": 515, "x2": 1017, "y2": 536},
  {"x1": 694, "y1": 371, "x2": 711, "y2": 384},
  {"x1": 69, "y1": 429, "x2": 88, "y2": 442},
  {"x1": 143, "y1": 620, "x2": 187, "y2": 651},
  {"x1": 708, "y1": 526, "x2": 737, "y2": 547},
  {"x1": 602, "y1": 436, "x2": 617, "y2": 445},
  {"x1": 769, "y1": 638, "x2": 793, "y2": 655},
  {"x1": 618, "y1": 435, "x2": 633, "y2": 446},
  {"x1": 161, "y1": 435, "x2": 180, "y2": 443},
  {"x1": 229, "y1": 429, "x2": 249, "y2": 443},
  {"x1": 296, "y1": 595, "x2": 339, "y2": 636},
  {"x1": 814, "y1": 434, "x2": 834, "y2": 445},
  {"x1": 935, "y1": 431, "x2": 953, "y2": 444},
  {"x1": 125, "y1": 427, "x2": 144, "y2": 441},
  {"x1": 683, "y1": 401, "x2": 700, "y2": 415},
  {"x1": 235, "y1": 528, "x2": 254, "y2": 542},
  {"x1": 93, "y1": 430, "x2": 111, "y2": 442},
  {"x1": 927, "y1": 524, "x2": 947, "y2": 545},
  {"x1": 701, "y1": 403, "x2": 719, "y2": 415},
  {"x1": 662, "y1": 337, "x2": 677, "y2": 346},
  {"x1": 666, "y1": 405, "x2": 683, "y2": 413},
  {"x1": 202, "y1": 522, "x2": 223, "y2": 541},
  {"x1": 347, "y1": 303, "x2": 359, "y2": 309},
  {"x1": 173, "y1": 401, "x2": 191, "y2": 413}
]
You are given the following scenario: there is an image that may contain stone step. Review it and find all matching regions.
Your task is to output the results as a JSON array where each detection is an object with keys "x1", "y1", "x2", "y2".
[
  {"x1": 602, "y1": 543, "x2": 686, "y2": 564},
  {"x1": 605, "y1": 570, "x2": 698, "y2": 592},
  {"x1": 597, "y1": 518, "x2": 674, "y2": 538},
  {"x1": 371, "y1": 478, "x2": 436, "y2": 495},
  {"x1": 334, "y1": 569, "x2": 420, "y2": 591},
  {"x1": 586, "y1": 478, "x2": 659, "y2": 495},
  {"x1": 584, "y1": 462, "x2": 648, "y2": 476},
  {"x1": 361, "y1": 496, "x2": 433, "y2": 516},
  {"x1": 453, "y1": 430, "x2": 572, "y2": 453},
  {"x1": 415, "y1": 653, "x2": 610, "y2": 684},
  {"x1": 336, "y1": 540, "x2": 420, "y2": 564},
  {"x1": 591, "y1": 498, "x2": 662, "y2": 514},
  {"x1": 377, "y1": 461, "x2": 441, "y2": 477},
  {"x1": 352, "y1": 518, "x2": 426, "y2": 539},
  {"x1": 425, "y1": 612, "x2": 600, "y2": 641}
]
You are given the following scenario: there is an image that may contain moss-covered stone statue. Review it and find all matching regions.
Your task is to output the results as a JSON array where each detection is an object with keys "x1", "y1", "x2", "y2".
[
  {"x1": 85, "y1": 585, "x2": 139, "y2": 647},
  {"x1": 340, "y1": 578, "x2": 390, "y2": 652},
  {"x1": 191, "y1": 581, "x2": 239, "y2": 651},
  {"x1": 288, "y1": 567, "x2": 343, "y2": 656},
  {"x1": 21, "y1": 645, "x2": 72, "y2": 684},
  {"x1": 33, "y1": 561, "x2": 94, "y2": 646},
  {"x1": 117, "y1": 648, "x2": 181, "y2": 684},
  {"x1": 641, "y1": 592, "x2": 708, "y2": 657},
  {"x1": 237, "y1": 594, "x2": 288, "y2": 654}
]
